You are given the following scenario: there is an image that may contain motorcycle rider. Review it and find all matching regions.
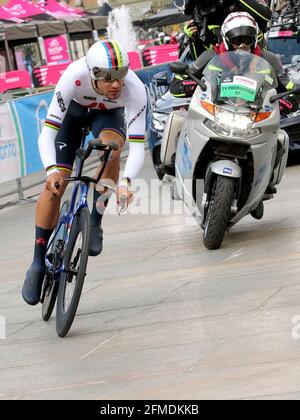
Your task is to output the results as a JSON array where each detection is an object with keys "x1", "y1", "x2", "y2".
[
  {"x1": 184, "y1": 0, "x2": 271, "y2": 59},
  {"x1": 171, "y1": 0, "x2": 272, "y2": 98},
  {"x1": 189, "y1": 12, "x2": 299, "y2": 119}
]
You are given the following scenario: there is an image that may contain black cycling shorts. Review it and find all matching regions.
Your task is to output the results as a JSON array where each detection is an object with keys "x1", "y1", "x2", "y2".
[{"x1": 55, "y1": 100, "x2": 127, "y2": 172}]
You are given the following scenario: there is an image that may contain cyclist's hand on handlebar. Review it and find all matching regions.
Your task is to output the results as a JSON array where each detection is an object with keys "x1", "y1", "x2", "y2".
[{"x1": 46, "y1": 172, "x2": 64, "y2": 197}]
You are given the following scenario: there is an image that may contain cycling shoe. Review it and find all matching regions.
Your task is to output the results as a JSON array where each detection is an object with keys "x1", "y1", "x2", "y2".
[
  {"x1": 22, "y1": 265, "x2": 45, "y2": 306},
  {"x1": 88, "y1": 224, "x2": 103, "y2": 256}
]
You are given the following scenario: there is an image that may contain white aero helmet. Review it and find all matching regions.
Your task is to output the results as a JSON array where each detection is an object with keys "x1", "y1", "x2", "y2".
[
  {"x1": 86, "y1": 39, "x2": 129, "y2": 81},
  {"x1": 221, "y1": 12, "x2": 259, "y2": 51}
]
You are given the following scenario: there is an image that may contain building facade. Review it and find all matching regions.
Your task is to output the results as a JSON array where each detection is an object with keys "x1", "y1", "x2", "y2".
[{"x1": 69, "y1": 0, "x2": 172, "y2": 19}]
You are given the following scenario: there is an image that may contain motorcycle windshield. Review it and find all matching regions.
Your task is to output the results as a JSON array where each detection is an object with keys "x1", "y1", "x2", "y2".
[{"x1": 203, "y1": 51, "x2": 278, "y2": 106}]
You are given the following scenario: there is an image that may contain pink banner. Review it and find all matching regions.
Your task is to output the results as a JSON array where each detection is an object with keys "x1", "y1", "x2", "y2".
[
  {"x1": 44, "y1": 35, "x2": 70, "y2": 65},
  {"x1": 142, "y1": 44, "x2": 179, "y2": 65},
  {"x1": 32, "y1": 62, "x2": 70, "y2": 87},
  {"x1": 0, "y1": 70, "x2": 31, "y2": 93},
  {"x1": 3, "y1": 0, "x2": 50, "y2": 19},
  {"x1": 128, "y1": 51, "x2": 142, "y2": 70},
  {"x1": 38, "y1": 0, "x2": 84, "y2": 18},
  {"x1": 0, "y1": 5, "x2": 24, "y2": 22}
]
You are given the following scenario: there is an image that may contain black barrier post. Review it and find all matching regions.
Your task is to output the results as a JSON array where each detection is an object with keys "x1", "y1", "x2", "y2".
[{"x1": 4, "y1": 38, "x2": 12, "y2": 71}]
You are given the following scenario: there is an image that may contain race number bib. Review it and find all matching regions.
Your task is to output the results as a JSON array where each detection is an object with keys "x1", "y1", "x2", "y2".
[{"x1": 220, "y1": 76, "x2": 257, "y2": 102}]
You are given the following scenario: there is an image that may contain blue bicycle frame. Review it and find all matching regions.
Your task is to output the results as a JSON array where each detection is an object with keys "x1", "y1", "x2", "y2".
[{"x1": 44, "y1": 132, "x2": 114, "y2": 278}]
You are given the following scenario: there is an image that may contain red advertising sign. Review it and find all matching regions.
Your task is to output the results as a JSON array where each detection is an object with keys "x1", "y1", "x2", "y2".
[
  {"x1": 44, "y1": 35, "x2": 70, "y2": 65},
  {"x1": 128, "y1": 51, "x2": 142, "y2": 70},
  {"x1": 3, "y1": 0, "x2": 51, "y2": 19},
  {"x1": 142, "y1": 44, "x2": 179, "y2": 66},
  {"x1": 38, "y1": 0, "x2": 84, "y2": 18},
  {"x1": 0, "y1": 70, "x2": 31, "y2": 93},
  {"x1": 0, "y1": 5, "x2": 24, "y2": 22},
  {"x1": 32, "y1": 62, "x2": 70, "y2": 87}
]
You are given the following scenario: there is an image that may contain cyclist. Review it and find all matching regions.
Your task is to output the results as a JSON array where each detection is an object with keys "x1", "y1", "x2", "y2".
[{"x1": 22, "y1": 39, "x2": 147, "y2": 306}]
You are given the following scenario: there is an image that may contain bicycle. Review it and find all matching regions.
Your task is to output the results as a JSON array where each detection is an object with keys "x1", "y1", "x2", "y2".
[{"x1": 40, "y1": 129, "x2": 119, "y2": 337}]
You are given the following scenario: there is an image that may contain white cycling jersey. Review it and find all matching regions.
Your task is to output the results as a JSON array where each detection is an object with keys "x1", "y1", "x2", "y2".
[{"x1": 39, "y1": 57, "x2": 147, "y2": 180}]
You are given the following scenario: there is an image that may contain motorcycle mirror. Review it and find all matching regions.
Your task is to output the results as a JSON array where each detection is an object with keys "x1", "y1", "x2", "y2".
[
  {"x1": 153, "y1": 71, "x2": 169, "y2": 86},
  {"x1": 169, "y1": 62, "x2": 188, "y2": 75},
  {"x1": 292, "y1": 87, "x2": 300, "y2": 95}
]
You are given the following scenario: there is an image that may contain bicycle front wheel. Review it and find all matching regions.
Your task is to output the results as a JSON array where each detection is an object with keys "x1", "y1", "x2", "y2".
[
  {"x1": 56, "y1": 207, "x2": 90, "y2": 337},
  {"x1": 42, "y1": 200, "x2": 70, "y2": 322}
]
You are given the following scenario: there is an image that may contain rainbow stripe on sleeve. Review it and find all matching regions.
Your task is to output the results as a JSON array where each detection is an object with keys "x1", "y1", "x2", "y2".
[
  {"x1": 46, "y1": 164, "x2": 73, "y2": 174},
  {"x1": 44, "y1": 119, "x2": 62, "y2": 131},
  {"x1": 129, "y1": 135, "x2": 145, "y2": 143}
]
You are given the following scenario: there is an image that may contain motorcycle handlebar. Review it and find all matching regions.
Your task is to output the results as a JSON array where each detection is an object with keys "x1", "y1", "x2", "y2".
[{"x1": 270, "y1": 87, "x2": 300, "y2": 103}]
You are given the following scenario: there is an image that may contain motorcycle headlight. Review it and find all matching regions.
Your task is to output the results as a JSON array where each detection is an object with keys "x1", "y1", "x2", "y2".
[
  {"x1": 205, "y1": 109, "x2": 260, "y2": 139},
  {"x1": 152, "y1": 112, "x2": 169, "y2": 132}
]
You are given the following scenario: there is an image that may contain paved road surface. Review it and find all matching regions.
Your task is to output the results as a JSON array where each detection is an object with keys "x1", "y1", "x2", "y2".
[{"x1": 1, "y1": 152, "x2": 300, "y2": 400}]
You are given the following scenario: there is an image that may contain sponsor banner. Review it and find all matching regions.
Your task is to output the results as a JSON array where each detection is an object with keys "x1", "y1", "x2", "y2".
[
  {"x1": 12, "y1": 91, "x2": 54, "y2": 175},
  {"x1": 142, "y1": 44, "x2": 179, "y2": 66},
  {"x1": 44, "y1": 35, "x2": 70, "y2": 65},
  {"x1": 32, "y1": 62, "x2": 70, "y2": 87},
  {"x1": 128, "y1": 51, "x2": 142, "y2": 70},
  {"x1": 39, "y1": 0, "x2": 85, "y2": 18},
  {"x1": 0, "y1": 70, "x2": 31, "y2": 93},
  {"x1": 0, "y1": 5, "x2": 24, "y2": 22},
  {"x1": 0, "y1": 102, "x2": 24, "y2": 184},
  {"x1": 3, "y1": 0, "x2": 52, "y2": 19}
]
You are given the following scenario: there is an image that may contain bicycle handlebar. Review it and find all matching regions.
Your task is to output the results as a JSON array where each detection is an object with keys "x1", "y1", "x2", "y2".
[
  {"x1": 66, "y1": 139, "x2": 120, "y2": 184},
  {"x1": 83, "y1": 139, "x2": 119, "y2": 160}
]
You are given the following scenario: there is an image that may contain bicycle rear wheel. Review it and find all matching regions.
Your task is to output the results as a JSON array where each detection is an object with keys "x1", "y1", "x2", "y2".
[
  {"x1": 56, "y1": 206, "x2": 90, "y2": 337},
  {"x1": 42, "y1": 200, "x2": 70, "y2": 321}
]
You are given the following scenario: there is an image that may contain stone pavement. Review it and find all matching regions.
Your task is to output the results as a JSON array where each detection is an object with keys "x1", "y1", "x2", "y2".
[{"x1": 1, "y1": 152, "x2": 300, "y2": 400}]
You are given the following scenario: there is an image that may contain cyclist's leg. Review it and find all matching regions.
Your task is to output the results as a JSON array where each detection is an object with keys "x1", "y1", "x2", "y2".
[
  {"x1": 22, "y1": 101, "x2": 87, "y2": 305},
  {"x1": 89, "y1": 108, "x2": 126, "y2": 256},
  {"x1": 36, "y1": 170, "x2": 70, "y2": 229}
]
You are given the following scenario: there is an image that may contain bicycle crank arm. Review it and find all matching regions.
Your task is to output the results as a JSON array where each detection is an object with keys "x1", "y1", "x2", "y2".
[{"x1": 63, "y1": 268, "x2": 86, "y2": 278}]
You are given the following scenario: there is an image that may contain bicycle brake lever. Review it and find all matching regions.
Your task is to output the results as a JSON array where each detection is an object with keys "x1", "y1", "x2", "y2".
[
  {"x1": 118, "y1": 195, "x2": 127, "y2": 215},
  {"x1": 99, "y1": 181, "x2": 116, "y2": 193}
]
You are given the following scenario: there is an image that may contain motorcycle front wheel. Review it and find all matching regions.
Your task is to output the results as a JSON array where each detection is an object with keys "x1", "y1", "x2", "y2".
[{"x1": 203, "y1": 175, "x2": 235, "y2": 250}]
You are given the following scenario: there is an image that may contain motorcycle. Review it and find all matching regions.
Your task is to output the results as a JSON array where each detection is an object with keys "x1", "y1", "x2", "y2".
[{"x1": 161, "y1": 51, "x2": 300, "y2": 249}]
